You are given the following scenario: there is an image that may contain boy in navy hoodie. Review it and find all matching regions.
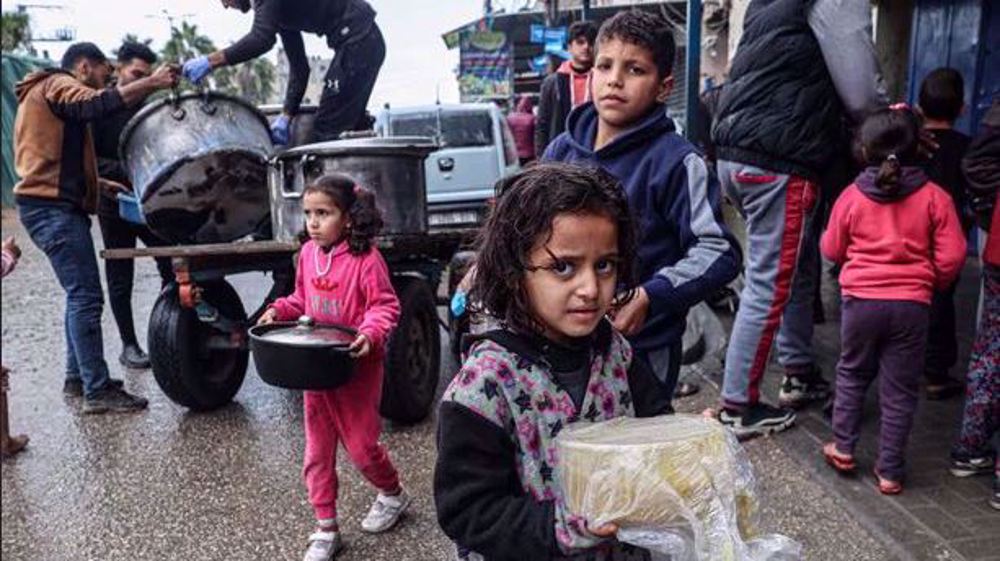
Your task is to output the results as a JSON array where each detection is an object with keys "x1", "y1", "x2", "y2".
[{"x1": 544, "y1": 9, "x2": 740, "y2": 406}]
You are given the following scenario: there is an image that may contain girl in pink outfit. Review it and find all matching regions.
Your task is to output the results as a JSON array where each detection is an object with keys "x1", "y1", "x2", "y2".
[
  {"x1": 820, "y1": 106, "x2": 967, "y2": 495},
  {"x1": 258, "y1": 174, "x2": 406, "y2": 561}
]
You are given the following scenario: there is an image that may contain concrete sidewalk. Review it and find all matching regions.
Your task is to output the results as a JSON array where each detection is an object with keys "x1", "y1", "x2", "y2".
[{"x1": 698, "y1": 259, "x2": 999, "y2": 561}]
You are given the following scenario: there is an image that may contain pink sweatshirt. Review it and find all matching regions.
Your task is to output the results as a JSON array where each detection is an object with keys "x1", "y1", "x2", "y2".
[
  {"x1": 821, "y1": 177, "x2": 967, "y2": 304},
  {"x1": 270, "y1": 240, "x2": 400, "y2": 352}
]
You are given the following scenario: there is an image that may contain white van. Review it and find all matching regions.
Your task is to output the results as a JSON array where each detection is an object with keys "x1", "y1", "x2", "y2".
[{"x1": 377, "y1": 103, "x2": 520, "y2": 228}]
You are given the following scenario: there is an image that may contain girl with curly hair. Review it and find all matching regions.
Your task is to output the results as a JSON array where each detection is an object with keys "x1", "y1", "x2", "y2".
[
  {"x1": 258, "y1": 173, "x2": 407, "y2": 561},
  {"x1": 434, "y1": 163, "x2": 669, "y2": 561}
]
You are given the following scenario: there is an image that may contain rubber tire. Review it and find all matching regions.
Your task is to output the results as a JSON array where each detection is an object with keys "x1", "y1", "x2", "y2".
[
  {"x1": 380, "y1": 277, "x2": 441, "y2": 425},
  {"x1": 148, "y1": 281, "x2": 249, "y2": 410}
]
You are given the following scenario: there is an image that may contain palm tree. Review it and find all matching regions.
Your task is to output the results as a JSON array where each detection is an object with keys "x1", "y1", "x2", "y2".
[
  {"x1": 1, "y1": 11, "x2": 33, "y2": 55},
  {"x1": 159, "y1": 21, "x2": 276, "y2": 103},
  {"x1": 161, "y1": 21, "x2": 216, "y2": 64},
  {"x1": 222, "y1": 57, "x2": 277, "y2": 105}
]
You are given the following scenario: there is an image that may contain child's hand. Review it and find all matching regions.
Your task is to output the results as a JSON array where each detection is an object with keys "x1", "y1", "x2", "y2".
[
  {"x1": 612, "y1": 287, "x2": 650, "y2": 336},
  {"x1": 257, "y1": 308, "x2": 278, "y2": 326},
  {"x1": 348, "y1": 333, "x2": 371, "y2": 358},
  {"x1": 587, "y1": 522, "x2": 619, "y2": 538},
  {"x1": 2, "y1": 236, "x2": 21, "y2": 260}
]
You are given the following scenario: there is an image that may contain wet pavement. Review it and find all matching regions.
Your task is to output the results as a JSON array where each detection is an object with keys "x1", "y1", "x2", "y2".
[
  {"x1": 758, "y1": 259, "x2": 1000, "y2": 561},
  {"x1": 0, "y1": 209, "x2": 912, "y2": 560}
]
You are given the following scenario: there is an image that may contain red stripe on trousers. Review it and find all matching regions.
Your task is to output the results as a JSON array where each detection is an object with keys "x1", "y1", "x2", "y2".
[{"x1": 747, "y1": 176, "x2": 814, "y2": 403}]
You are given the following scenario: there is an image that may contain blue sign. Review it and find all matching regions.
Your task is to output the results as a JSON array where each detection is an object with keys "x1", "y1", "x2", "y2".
[
  {"x1": 544, "y1": 27, "x2": 567, "y2": 45},
  {"x1": 530, "y1": 24, "x2": 545, "y2": 44}
]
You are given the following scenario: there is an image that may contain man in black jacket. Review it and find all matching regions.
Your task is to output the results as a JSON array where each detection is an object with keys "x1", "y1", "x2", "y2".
[
  {"x1": 711, "y1": 0, "x2": 885, "y2": 438},
  {"x1": 534, "y1": 21, "x2": 597, "y2": 159},
  {"x1": 94, "y1": 41, "x2": 173, "y2": 370},
  {"x1": 182, "y1": 0, "x2": 384, "y2": 144}
]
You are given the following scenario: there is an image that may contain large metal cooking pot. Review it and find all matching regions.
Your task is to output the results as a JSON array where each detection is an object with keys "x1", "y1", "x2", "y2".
[
  {"x1": 120, "y1": 91, "x2": 273, "y2": 244},
  {"x1": 268, "y1": 136, "x2": 437, "y2": 243}
]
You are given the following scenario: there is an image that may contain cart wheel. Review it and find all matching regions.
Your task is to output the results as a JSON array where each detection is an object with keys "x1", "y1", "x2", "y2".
[
  {"x1": 381, "y1": 276, "x2": 441, "y2": 424},
  {"x1": 148, "y1": 281, "x2": 249, "y2": 410}
]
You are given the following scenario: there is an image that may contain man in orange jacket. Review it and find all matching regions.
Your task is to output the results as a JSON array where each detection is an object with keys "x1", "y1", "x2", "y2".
[{"x1": 13, "y1": 42, "x2": 177, "y2": 414}]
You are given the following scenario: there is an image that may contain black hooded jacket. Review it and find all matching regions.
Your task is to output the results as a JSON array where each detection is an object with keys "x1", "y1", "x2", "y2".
[
  {"x1": 711, "y1": 0, "x2": 846, "y2": 181},
  {"x1": 222, "y1": 0, "x2": 377, "y2": 115}
]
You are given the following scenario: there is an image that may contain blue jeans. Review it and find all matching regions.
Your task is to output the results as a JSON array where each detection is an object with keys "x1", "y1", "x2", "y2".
[{"x1": 18, "y1": 203, "x2": 111, "y2": 398}]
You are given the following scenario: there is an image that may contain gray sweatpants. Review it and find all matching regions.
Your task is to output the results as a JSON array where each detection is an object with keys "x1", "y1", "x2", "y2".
[{"x1": 718, "y1": 160, "x2": 820, "y2": 408}]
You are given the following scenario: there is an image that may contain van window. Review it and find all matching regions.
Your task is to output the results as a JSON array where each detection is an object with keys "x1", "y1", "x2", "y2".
[{"x1": 388, "y1": 110, "x2": 494, "y2": 148}]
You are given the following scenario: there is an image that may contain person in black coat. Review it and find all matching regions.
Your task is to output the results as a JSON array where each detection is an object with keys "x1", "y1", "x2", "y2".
[
  {"x1": 93, "y1": 41, "x2": 173, "y2": 369},
  {"x1": 182, "y1": 0, "x2": 384, "y2": 145}
]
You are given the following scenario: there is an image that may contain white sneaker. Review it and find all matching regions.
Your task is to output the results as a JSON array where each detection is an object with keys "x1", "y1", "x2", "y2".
[
  {"x1": 303, "y1": 530, "x2": 343, "y2": 561},
  {"x1": 360, "y1": 489, "x2": 411, "y2": 533}
]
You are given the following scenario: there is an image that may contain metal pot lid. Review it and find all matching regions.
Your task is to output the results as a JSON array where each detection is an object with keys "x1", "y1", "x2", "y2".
[
  {"x1": 276, "y1": 136, "x2": 438, "y2": 159},
  {"x1": 252, "y1": 316, "x2": 356, "y2": 348},
  {"x1": 120, "y1": 90, "x2": 270, "y2": 159}
]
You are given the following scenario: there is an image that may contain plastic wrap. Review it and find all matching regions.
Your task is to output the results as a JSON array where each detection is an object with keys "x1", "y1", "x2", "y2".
[{"x1": 557, "y1": 414, "x2": 802, "y2": 561}]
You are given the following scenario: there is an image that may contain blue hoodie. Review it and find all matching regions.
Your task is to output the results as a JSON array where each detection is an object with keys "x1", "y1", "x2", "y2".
[{"x1": 544, "y1": 102, "x2": 741, "y2": 351}]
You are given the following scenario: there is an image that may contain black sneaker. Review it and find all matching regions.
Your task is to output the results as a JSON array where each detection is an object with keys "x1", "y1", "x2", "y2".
[
  {"x1": 778, "y1": 366, "x2": 831, "y2": 409},
  {"x1": 949, "y1": 455, "x2": 996, "y2": 477},
  {"x1": 63, "y1": 378, "x2": 124, "y2": 398},
  {"x1": 119, "y1": 344, "x2": 151, "y2": 370},
  {"x1": 718, "y1": 403, "x2": 796, "y2": 440},
  {"x1": 82, "y1": 386, "x2": 148, "y2": 414}
]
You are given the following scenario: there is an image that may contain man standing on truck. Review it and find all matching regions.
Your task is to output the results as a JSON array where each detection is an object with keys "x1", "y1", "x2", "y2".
[
  {"x1": 182, "y1": 0, "x2": 384, "y2": 145},
  {"x1": 13, "y1": 42, "x2": 178, "y2": 414},
  {"x1": 94, "y1": 41, "x2": 175, "y2": 371}
]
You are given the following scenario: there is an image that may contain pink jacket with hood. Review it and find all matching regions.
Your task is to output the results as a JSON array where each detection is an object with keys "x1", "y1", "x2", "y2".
[{"x1": 270, "y1": 240, "x2": 400, "y2": 357}]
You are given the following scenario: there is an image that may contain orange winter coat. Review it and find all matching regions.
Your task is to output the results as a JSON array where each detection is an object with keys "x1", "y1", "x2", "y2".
[{"x1": 13, "y1": 69, "x2": 125, "y2": 213}]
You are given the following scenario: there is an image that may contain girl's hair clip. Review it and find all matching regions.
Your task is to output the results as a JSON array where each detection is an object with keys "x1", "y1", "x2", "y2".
[
  {"x1": 889, "y1": 102, "x2": 910, "y2": 111},
  {"x1": 886, "y1": 153, "x2": 899, "y2": 163}
]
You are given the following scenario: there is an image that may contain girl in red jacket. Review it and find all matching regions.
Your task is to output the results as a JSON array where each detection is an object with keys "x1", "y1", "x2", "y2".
[
  {"x1": 820, "y1": 106, "x2": 967, "y2": 495},
  {"x1": 258, "y1": 174, "x2": 405, "y2": 561}
]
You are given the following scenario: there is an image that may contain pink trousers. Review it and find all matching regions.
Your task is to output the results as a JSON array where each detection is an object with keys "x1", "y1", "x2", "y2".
[{"x1": 303, "y1": 357, "x2": 400, "y2": 520}]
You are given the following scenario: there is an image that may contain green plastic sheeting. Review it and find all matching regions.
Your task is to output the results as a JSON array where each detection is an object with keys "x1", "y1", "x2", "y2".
[{"x1": 2, "y1": 54, "x2": 52, "y2": 207}]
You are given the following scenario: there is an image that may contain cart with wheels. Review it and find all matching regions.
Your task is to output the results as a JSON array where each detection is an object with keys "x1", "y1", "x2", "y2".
[
  {"x1": 103, "y1": 226, "x2": 472, "y2": 424},
  {"x1": 109, "y1": 104, "x2": 476, "y2": 423}
]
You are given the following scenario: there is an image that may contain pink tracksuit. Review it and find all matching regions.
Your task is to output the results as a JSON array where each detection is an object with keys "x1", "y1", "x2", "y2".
[{"x1": 270, "y1": 240, "x2": 401, "y2": 521}]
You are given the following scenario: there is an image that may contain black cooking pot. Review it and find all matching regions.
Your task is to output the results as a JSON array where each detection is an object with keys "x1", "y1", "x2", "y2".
[{"x1": 248, "y1": 316, "x2": 356, "y2": 390}]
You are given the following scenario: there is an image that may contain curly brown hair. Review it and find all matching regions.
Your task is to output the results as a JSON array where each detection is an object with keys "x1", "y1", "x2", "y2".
[
  {"x1": 302, "y1": 173, "x2": 383, "y2": 255},
  {"x1": 470, "y1": 162, "x2": 639, "y2": 335}
]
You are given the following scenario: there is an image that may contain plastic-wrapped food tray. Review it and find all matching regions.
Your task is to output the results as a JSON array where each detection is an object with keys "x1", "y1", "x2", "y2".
[{"x1": 557, "y1": 414, "x2": 801, "y2": 561}]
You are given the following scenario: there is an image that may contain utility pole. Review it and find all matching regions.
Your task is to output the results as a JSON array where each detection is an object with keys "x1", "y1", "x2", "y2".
[
  {"x1": 581, "y1": 0, "x2": 590, "y2": 22},
  {"x1": 545, "y1": 0, "x2": 559, "y2": 26},
  {"x1": 684, "y1": 0, "x2": 702, "y2": 140}
]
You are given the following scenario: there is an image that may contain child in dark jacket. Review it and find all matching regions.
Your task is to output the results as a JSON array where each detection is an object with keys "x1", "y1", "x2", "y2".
[
  {"x1": 434, "y1": 163, "x2": 669, "y2": 561},
  {"x1": 917, "y1": 67, "x2": 973, "y2": 400},
  {"x1": 544, "y1": 10, "x2": 740, "y2": 406},
  {"x1": 820, "y1": 106, "x2": 967, "y2": 494}
]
